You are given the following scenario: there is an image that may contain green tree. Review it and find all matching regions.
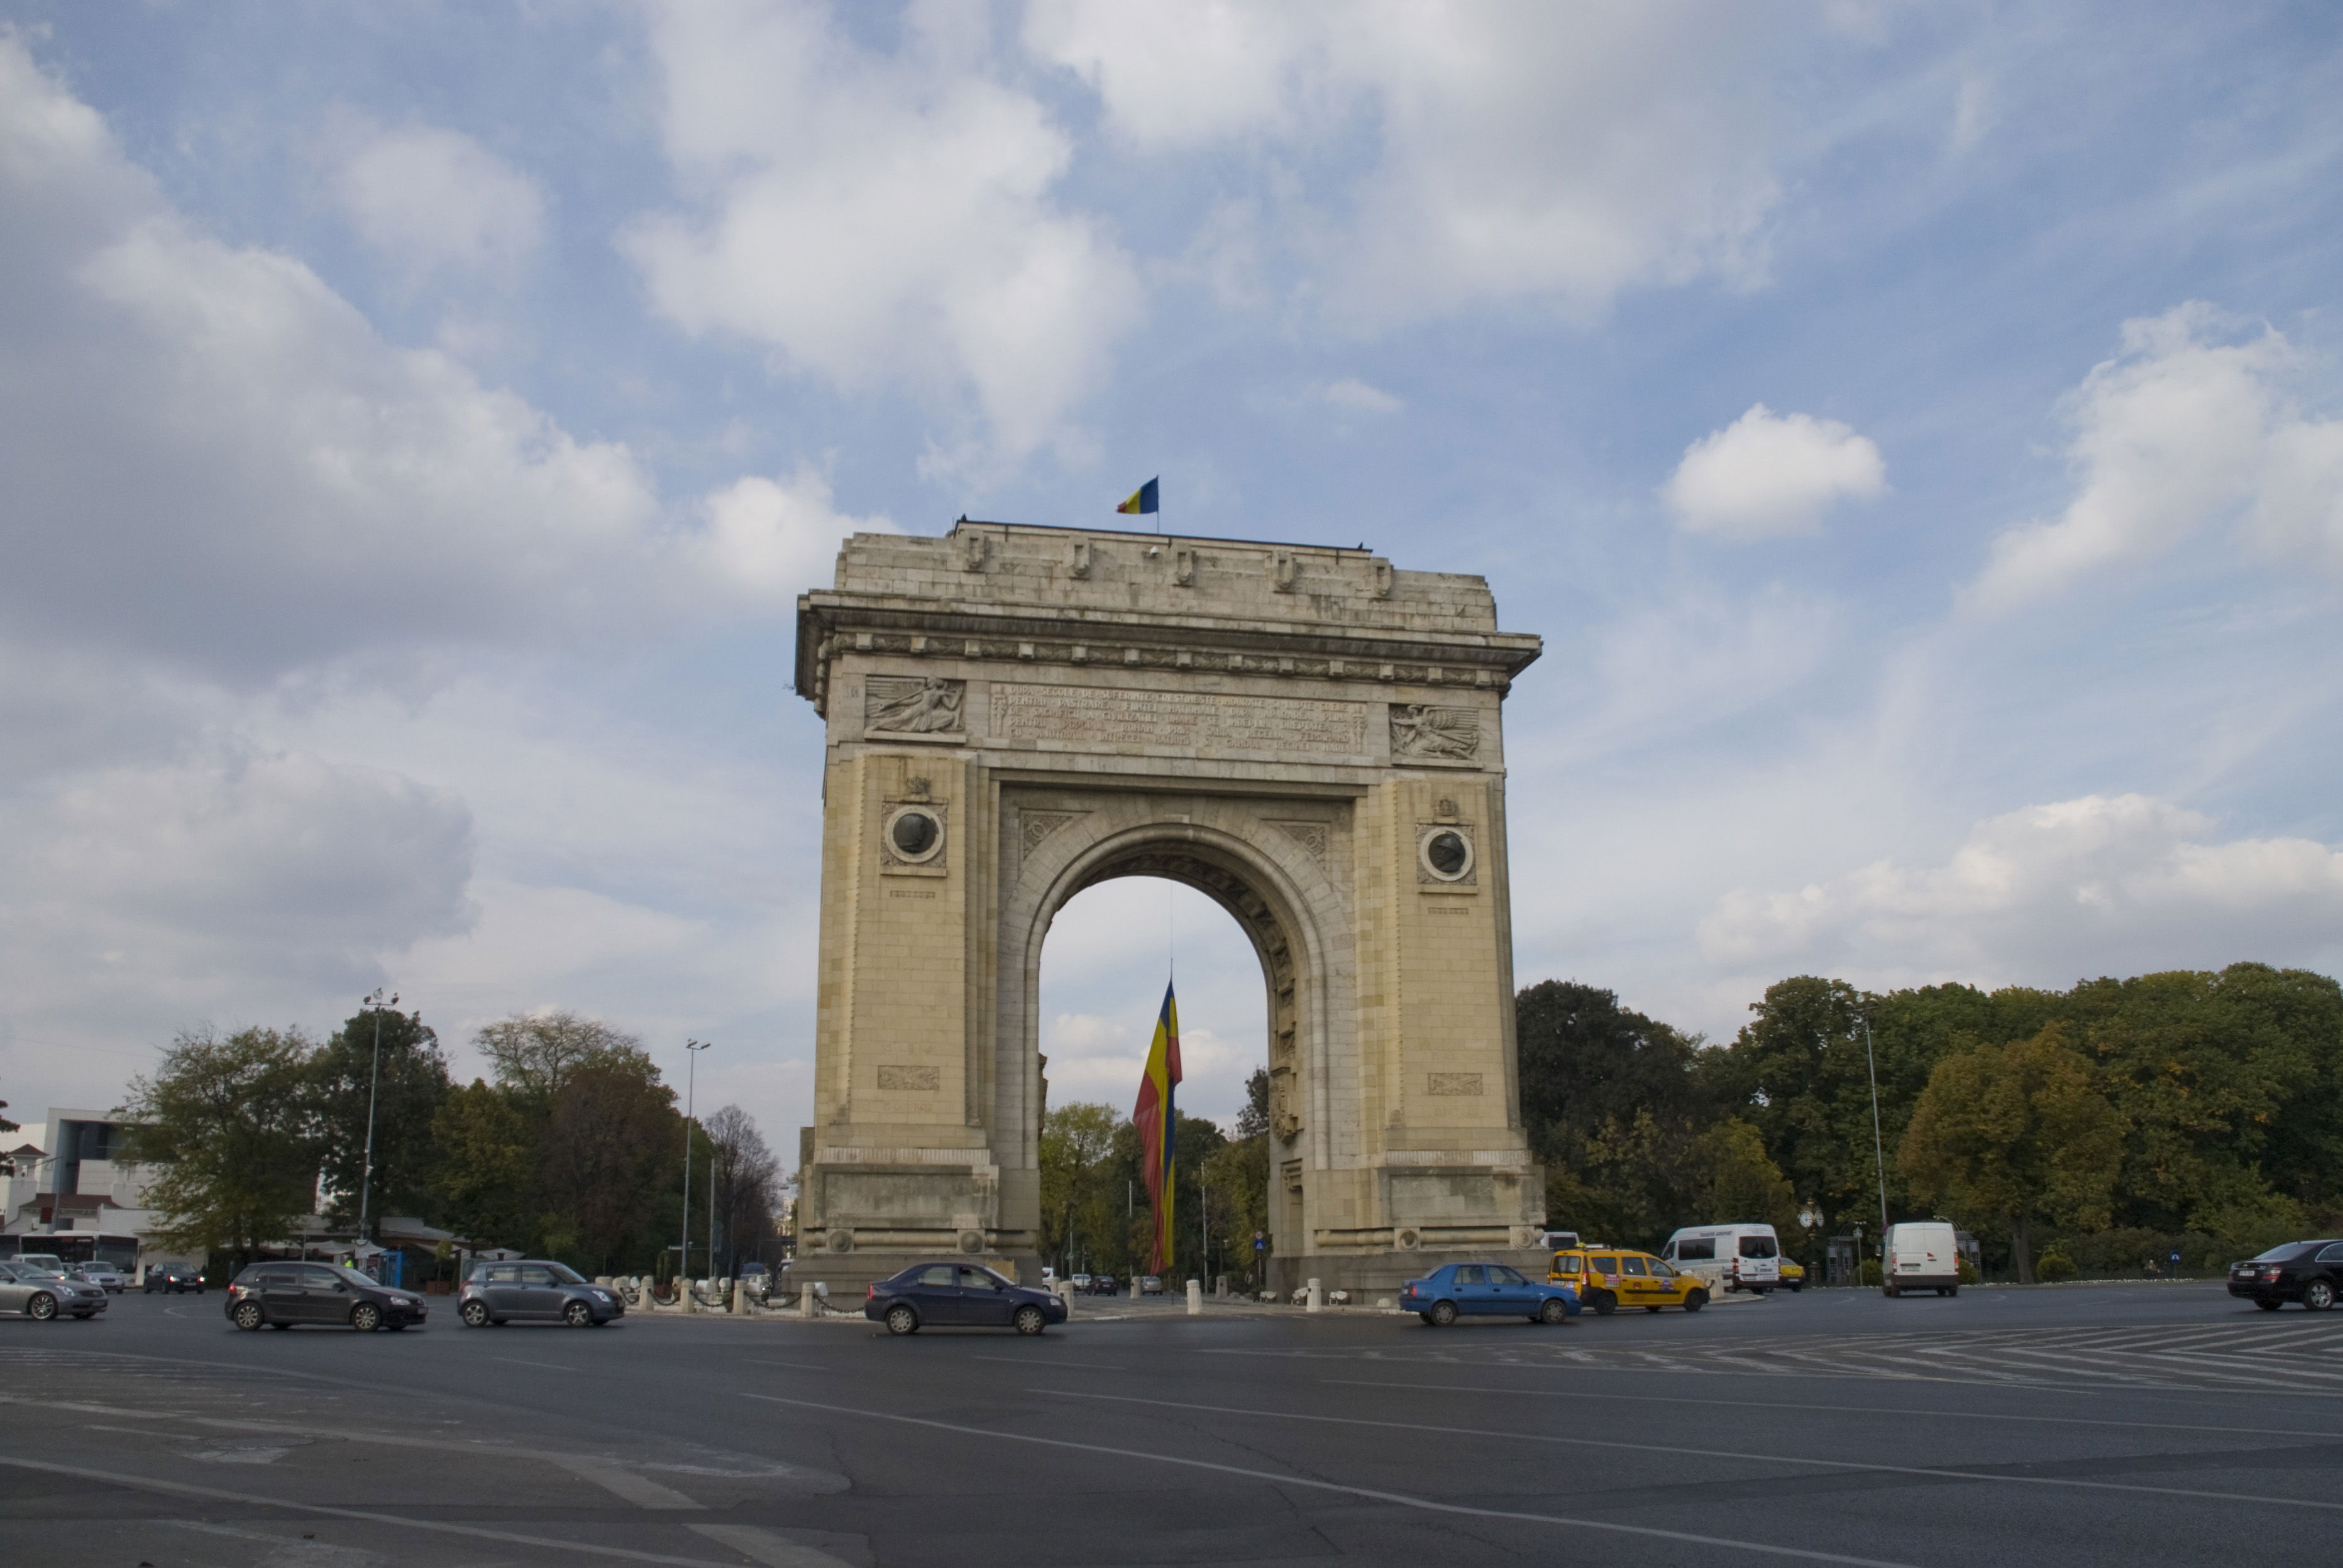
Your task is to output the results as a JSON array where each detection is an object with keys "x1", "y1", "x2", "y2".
[
  {"x1": 704, "y1": 1103, "x2": 783, "y2": 1276},
  {"x1": 1899, "y1": 1028, "x2": 2127, "y2": 1283},
  {"x1": 1039, "y1": 1102, "x2": 1121, "y2": 1274},
  {"x1": 537, "y1": 1063, "x2": 681, "y2": 1275},
  {"x1": 118, "y1": 1028, "x2": 320, "y2": 1269},
  {"x1": 431, "y1": 1080, "x2": 536, "y2": 1251},
  {"x1": 473, "y1": 1011, "x2": 657, "y2": 1107},
  {"x1": 312, "y1": 1005, "x2": 451, "y2": 1235},
  {"x1": 1689, "y1": 1117, "x2": 1802, "y2": 1237}
]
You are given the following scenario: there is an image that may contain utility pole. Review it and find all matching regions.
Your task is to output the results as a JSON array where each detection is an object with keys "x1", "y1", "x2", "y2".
[
  {"x1": 680, "y1": 1039, "x2": 710, "y2": 1287},
  {"x1": 356, "y1": 988, "x2": 397, "y2": 1248},
  {"x1": 1861, "y1": 1012, "x2": 1890, "y2": 1268}
]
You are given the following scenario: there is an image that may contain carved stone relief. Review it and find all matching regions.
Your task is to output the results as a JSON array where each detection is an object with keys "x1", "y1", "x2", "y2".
[
  {"x1": 1426, "y1": 1072, "x2": 1484, "y2": 1096},
  {"x1": 1269, "y1": 819, "x2": 1331, "y2": 872},
  {"x1": 1389, "y1": 703, "x2": 1479, "y2": 760},
  {"x1": 994, "y1": 684, "x2": 1365, "y2": 756},
  {"x1": 878, "y1": 1065, "x2": 940, "y2": 1091},
  {"x1": 1271, "y1": 1072, "x2": 1303, "y2": 1141},
  {"x1": 867, "y1": 676, "x2": 966, "y2": 735},
  {"x1": 1019, "y1": 809, "x2": 1083, "y2": 857}
]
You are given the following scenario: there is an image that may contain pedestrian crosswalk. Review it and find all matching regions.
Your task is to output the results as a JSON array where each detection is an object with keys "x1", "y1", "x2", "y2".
[{"x1": 1210, "y1": 1319, "x2": 2343, "y2": 1395}]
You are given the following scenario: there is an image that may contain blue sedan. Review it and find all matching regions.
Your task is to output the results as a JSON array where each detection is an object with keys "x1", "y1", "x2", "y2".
[
  {"x1": 1401, "y1": 1263, "x2": 1579, "y2": 1326},
  {"x1": 866, "y1": 1262, "x2": 1068, "y2": 1335}
]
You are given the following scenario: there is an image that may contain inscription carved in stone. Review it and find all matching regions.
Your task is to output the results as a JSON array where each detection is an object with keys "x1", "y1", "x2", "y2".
[
  {"x1": 1426, "y1": 1072, "x2": 1484, "y2": 1096},
  {"x1": 867, "y1": 676, "x2": 966, "y2": 733},
  {"x1": 993, "y1": 684, "x2": 1365, "y2": 755},
  {"x1": 1390, "y1": 703, "x2": 1479, "y2": 760},
  {"x1": 877, "y1": 1065, "x2": 940, "y2": 1091}
]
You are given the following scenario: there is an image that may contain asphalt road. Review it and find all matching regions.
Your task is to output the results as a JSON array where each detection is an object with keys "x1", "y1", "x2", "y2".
[{"x1": 4, "y1": 1280, "x2": 2340, "y2": 1567}]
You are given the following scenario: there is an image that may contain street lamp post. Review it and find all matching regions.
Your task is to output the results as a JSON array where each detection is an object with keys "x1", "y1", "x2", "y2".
[
  {"x1": 680, "y1": 1039, "x2": 710, "y2": 1295},
  {"x1": 1860, "y1": 1012, "x2": 1890, "y2": 1264},
  {"x1": 356, "y1": 989, "x2": 397, "y2": 1247}
]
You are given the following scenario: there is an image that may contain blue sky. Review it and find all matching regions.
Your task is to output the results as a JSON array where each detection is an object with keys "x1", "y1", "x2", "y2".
[{"x1": 3, "y1": 2, "x2": 2340, "y2": 1149}]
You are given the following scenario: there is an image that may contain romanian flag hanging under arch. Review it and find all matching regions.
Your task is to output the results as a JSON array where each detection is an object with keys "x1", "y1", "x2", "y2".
[{"x1": 1132, "y1": 980, "x2": 1182, "y2": 1275}]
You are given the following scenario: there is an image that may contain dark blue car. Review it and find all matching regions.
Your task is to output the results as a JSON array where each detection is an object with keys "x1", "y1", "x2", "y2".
[
  {"x1": 866, "y1": 1261, "x2": 1067, "y2": 1335},
  {"x1": 1401, "y1": 1263, "x2": 1579, "y2": 1326}
]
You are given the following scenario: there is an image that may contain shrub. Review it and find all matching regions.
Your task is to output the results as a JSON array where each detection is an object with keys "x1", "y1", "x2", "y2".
[
  {"x1": 1957, "y1": 1256, "x2": 1978, "y2": 1285},
  {"x1": 2035, "y1": 1251, "x2": 2077, "y2": 1281},
  {"x1": 1859, "y1": 1258, "x2": 1882, "y2": 1286}
]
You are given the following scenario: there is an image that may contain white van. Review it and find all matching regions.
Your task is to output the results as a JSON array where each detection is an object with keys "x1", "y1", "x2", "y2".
[
  {"x1": 1883, "y1": 1221, "x2": 1960, "y2": 1297},
  {"x1": 1660, "y1": 1225, "x2": 1782, "y2": 1293}
]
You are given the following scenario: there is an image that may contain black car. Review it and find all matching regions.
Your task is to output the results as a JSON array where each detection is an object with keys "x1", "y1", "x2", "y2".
[
  {"x1": 458, "y1": 1259, "x2": 624, "y2": 1327},
  {"x1": 143, "y1": 1263, "x2": 206, "y2": 1295},
  {"x1": 2228, "y1": 1239, "x2": 2342, "y2": 1310},
  {"x1": 866, "y1": 1261, "x2": 1067, "y2": 1335},
  {"x1": 224, "y1": 1262, "x2": 429, "y2": 1332}
]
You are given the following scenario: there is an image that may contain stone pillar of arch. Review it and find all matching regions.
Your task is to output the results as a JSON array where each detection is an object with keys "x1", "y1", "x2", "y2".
[{"x1": 792, "y1": 520, "x2": 1546, "y2": 1295}]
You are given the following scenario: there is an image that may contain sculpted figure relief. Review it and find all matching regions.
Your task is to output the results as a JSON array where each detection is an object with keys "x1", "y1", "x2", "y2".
[
  {"x1": 866, "y1": 676, "x2": 966, "y2": 733},
  {"x1": 1389, "y1": 703, "x2": 1479, "y2": 760}
]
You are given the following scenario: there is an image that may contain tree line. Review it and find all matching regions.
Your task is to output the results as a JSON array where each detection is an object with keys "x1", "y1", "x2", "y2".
[
  {"x1": 1521, "y1": 963, "x2": 2343, "y2": 1281},
  {"x1": 119, "y1": 1008, "x2": 782, "y2": 1281},
  {"x1": 1039, "y1": 961, "x2": 2343, "y2": 1286}
]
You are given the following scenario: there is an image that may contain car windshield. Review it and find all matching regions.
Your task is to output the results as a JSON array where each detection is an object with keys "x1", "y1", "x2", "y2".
[{"x1": 2253, "y1": 1242, "x2": 2319, "y2": 1261}]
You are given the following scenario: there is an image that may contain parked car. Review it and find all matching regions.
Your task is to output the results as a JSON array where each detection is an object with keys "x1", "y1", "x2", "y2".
[
  {"x1": 0, "y1": 1260, "x2": 109, "y2": 1320},
  {"x1": 1883, "y1": 1222, "x2": 1961, "y2": 1297},
  {"x1": 866, "y1": 1262, "x2": 1068, "y2": 1335},
  {"x1": 1069, "y1": 1273, "x2": 1093, "y2": 1292},
  {"x1": 1660, "y1": 1225, "x2": 1783, "y2": 1294},
  {"x1": 1777, "y1": 1256, "x2": 1807, "y2": 1291},
  {"x1": 1087, "y1": 1274, "x2": 1118, "y2": 1296},
  {"x1": 1403, "y1": 1263, "x2": 1580, "y2": 1326},
  {"x1": 224, "y1": 1262, "x2": 429, "y2": 1332},
  {"x1": 459, "y1": 1260, "x2": 625, "y2": 1327},
  {"x1": 2229, "y1": 1239, "x2": 2343, "y2": 1312},
  {"x1": 1549, "y1": 1247, "x2": 1708, "y2": 1315},
  {"x1": 11, "y1": 1253, "x2": 70, "y2": 1276},
  {"x1": 143, "y1": 1263, "x2": 206, "y2": 1294},
  {"x1": 72, "y1": 1263, "x2": 128, "y2": 1293},
  {"x1": 1138, "y1": 1275, "x2": 1166, "y2": 1295}
]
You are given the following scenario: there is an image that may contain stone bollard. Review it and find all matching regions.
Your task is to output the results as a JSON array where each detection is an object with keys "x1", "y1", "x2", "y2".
[
  {"x1": 1306, "y1": 1278, "x2": 1323, "y2": 1312},
  {"x1": 733, "y1": 1275, "x2": 753, "y2": 1315},
  {"x1": 798, "y1": 1284, "x2": 818, "y2": 1318},
  {"x1": 1214, "y1": 1275, "x2": 1229, "y2": 1298},
  {"x1": 1054, "y1": 1279, "x2": 1076, "y2": 1316},
  {"x1": 1186, "y1": 1279, "x2": 1203, "y2": 1314}
]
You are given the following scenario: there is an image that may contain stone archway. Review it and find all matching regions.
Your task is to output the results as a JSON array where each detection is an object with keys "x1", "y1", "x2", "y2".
[{"x1": 792, "y1": 521, "x2": 1546, "y2": 1295}]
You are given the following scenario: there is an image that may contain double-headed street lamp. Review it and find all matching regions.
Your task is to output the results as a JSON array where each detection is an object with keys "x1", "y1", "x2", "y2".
[
  {"x1": 356, "y1": 987, "x2": 398, "y2": 1246},
  {"x1": 680, "y1": 1038, "x2": 711, "y2": 1287}
]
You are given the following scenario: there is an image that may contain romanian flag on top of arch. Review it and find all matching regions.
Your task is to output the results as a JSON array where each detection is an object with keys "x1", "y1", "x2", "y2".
[
  {"x1": 1131, "y1": 980, "x2": 1182, "y2": 1275},
  {"x1": 1116, "y1": 477, "x2": 1159, "y2": 515}
]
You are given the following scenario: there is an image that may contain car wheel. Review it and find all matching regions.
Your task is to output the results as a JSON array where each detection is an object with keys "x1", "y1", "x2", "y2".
[
  {"x1": 2303, "y1": 1279, "x2": 2337, "y2": 1312},
  {"x1": 1946, "y1": 1286, "x2": 1959, "y2": 1297},
  {"x1": 1538, "y1": 1298, "x2": 1568, "y2": 1325},
  {"x1": 1014, "y1": 1305, "x2": 1047, "y2": 1335},
  {"x1": 1885, "y1": 1284, "x2": 1899, "y2": 1298},
  {"x1": 350, "y1": 1302, "x2": 383, "y2": 1333},
  {"x1": 233, "y1": 1301, "x2": 264, "y2": 1331},
  {"x1": 1684, "y1": 1289, "x2": 1708, "y2": 1312},
  {"x1": 2258, "y1": 1299, "x2": 2283, "y2": 1311},
  {"x1": 564, "y1": 1300, "x2": 593, "y2": 1327},
  {"x1": 885, "y1": 1303, "x2": 919, "y2": 1335},
  {"x1": 1590, "y1": 1290, "x2": 1616, "y2": 1317},
  {"x1": 1419, "y1": 1312, "x2": 1436, "y2": 1325},
  {"x1": 461, "y1": 1300, "x2": 490, "y2": 1328},
  {"x1": 1429, "y1": 1300, "x2": 1459, "y2": 1327},
  {"x1": 26, "y1": 1293, "x2": 58, "y2": 1321}
]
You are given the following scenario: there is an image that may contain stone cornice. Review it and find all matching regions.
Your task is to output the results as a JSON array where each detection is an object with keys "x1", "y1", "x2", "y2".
[{"x1": 795, "y1": 591, "x2": 1543, "y2": 716}]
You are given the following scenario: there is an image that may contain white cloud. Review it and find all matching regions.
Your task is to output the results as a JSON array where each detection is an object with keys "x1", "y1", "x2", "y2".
[
  {"x1": 1662, "y1": 404, "x2": 1887, "y2": 540},
  {"x1": 1697, "y1": 793, "x2": 2343, "y2": 983},
  {"x1": 1028, "y1": 0, "x2": 1800, "y2": 324},
  {"x1": 1324, "y1": 377, "x2": 1402, "y2": 415},
  {"x1": 1968, "y1": 303, "x2": 2343, "y2": 612},
  {"x1": 624, "y1": 0, "x2": 1144, "y2": 466},
  {"x1": 0, "y1": 751, "x2": 476, "y2": 1017},
  {"x1": 697, "y1": 465, "x2": 896, "y2": 599},
  {"x1": 333, "y1": 123, "x2": 544, "y2": 284}
]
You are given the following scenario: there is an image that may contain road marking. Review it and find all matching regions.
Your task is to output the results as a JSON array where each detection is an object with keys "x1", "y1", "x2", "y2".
[
  {"x1": 1045, "y1": 1387, "x2": 2343, "y2": 1515},
  {"x1": 969, "y1": 1354, "x2": 1125, "y2": 1370},
  {"x1": 552, "y1": 1456, "x2": 703, "y2": 1509},
  {"x1": 686, "y1": 1523, "x2": 862, "y2": 1568},
  {"x1": 1320, "y1": 1379, "x2": 2343, "y2": 1440},
  {"x1": 495, "y1": 1356, "x2": 576, "y2": 1371},
  {"x1": 739, "y1": 1391, "x2": 1913, "y2": 1567},
  {"x1": 0, "y1": 1455, "x2": 736, "y2": 1567},
  {"x1": 746, "y1": 1359, "x2": 838, "y2": 1372}
]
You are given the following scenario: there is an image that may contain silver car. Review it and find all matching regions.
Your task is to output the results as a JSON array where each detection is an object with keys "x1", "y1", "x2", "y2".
[
  {"x1": 459, "y1": 1260, "x2": 624, "y2": 1327},
  {"x1": 74, "y1": 1263, "x2": 128, "y2": 1293},
  {"x1": 0, "y1": 1260, "x2": 109, "y2": 1320}
]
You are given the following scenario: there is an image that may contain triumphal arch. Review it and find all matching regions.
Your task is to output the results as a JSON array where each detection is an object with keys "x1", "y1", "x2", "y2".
[{"x1": 793, "y1": 520, "x2": 1546, "y2": 1295}]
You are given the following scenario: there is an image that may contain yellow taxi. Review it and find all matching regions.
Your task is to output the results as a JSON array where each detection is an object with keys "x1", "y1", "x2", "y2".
[
  {"x1": 1778, "y1": 1256, "x2": 1806, "y2": 1291},
  {"x1": 1549, "y1": 1247, "x2": 1709, "y2": 1315}
]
